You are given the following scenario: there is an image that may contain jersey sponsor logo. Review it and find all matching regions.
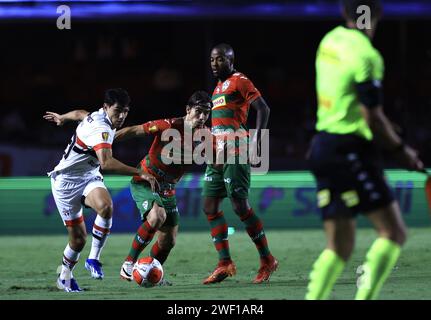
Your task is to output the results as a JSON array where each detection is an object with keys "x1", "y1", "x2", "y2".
[
  {"x1": 101, "y1": 132, "x2": 109, "y2": 141},
  {"x1": 317, "y1": 189, "x2": 330, "y2": 208},
  {"x1": 251, "y1": 230, "x2": 264, "y2": 241},
  {"x1": 212, "y1": 95, "x2": 226, "y2": 109},
  {"x1": 318, "y1": 95, "x2": 332, "y2": 109},
  {"x1": 222, "y1": 80, "x2": 230, "y2": 92},
  {"x1": 341, "y1": 190, "x2": 359, "y2": 208},
  {"x1": 62, "y1": 209, "x2": 72, "y2": 217},
  {"x1": 136, "y1": 235, "x2": 146, "y2": 244},
  {"x1": 165, "y1": 206, "x2": 179, "y2": 214},
  {"x1": 149, "y1": 125, "x2": 158, "y2": 132}
]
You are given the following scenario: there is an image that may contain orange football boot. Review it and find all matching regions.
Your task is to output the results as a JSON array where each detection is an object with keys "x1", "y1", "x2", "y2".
[
  {"x1": 203, "y1": 260, "x2": 237, "y2": 284},
  {"x1": 253, "y1": 256, "x2": 279, "y2": 284}
]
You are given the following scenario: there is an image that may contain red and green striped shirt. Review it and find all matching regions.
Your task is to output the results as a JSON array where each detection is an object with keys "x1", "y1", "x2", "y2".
[
  {"x1": 211, "y1": 72, "x2": 261, "y2": 157},
  {"x1": 134, "y1": 117, "x2": 209, "y2": 185},
  {"x1": 211, "y1": 71, "x2": 261, "y2": 134}
]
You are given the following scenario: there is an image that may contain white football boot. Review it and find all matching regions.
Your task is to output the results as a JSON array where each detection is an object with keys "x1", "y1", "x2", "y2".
[{"x1": 120, "y1": 260, "x2": 134, "y2": 281}]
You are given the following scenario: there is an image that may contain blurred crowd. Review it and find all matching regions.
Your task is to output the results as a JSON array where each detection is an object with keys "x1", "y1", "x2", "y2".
[{"x1": 1, "y1": 19, "x2": 430, "y2": 171}]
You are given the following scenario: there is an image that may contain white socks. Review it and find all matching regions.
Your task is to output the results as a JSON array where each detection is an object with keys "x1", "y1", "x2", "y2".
[{"x1": 88, "y1": 215, "x2": 112, "y2": 260}]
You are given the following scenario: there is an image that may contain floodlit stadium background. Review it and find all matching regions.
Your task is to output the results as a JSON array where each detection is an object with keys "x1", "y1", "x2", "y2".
[
  {"x1": 0, "y1": 0, "x2": 430, "y2": 253},
  {"x1": 0, "y1": 0, "x2": 431, "y2": 301}
]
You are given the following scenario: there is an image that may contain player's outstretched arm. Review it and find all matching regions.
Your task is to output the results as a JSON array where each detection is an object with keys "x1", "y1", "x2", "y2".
[
  {"x1": 95, "y1": 147, "x2": 159, "y2": 191},
  {"x1": 360, "y1": 105, "x2": 424, "y2": 171},
  {"x1": 43, "y1": 110, "x2": 89, "y2": 126},
  {"x1": 115, "y1": 125, "x2": 146, "y2": 142}
]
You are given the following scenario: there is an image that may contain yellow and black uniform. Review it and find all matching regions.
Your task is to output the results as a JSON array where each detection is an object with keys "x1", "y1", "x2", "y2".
[{"x1": 309, "y1": 26, "x2": 393, "y2": 219}]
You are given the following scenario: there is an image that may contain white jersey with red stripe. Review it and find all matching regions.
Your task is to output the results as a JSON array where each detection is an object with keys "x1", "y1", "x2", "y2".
[{"x1": 49, "y1": 108, "x2": 116, "y2": 176}]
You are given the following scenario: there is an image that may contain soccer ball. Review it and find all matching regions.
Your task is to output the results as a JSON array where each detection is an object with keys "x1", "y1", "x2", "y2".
[{"x1": 132, "y1": 257, "x2": 164, "y2": 287}]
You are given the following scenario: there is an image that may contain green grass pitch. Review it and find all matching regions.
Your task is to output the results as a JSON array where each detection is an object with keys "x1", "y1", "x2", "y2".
[{"x1": 1, "y1": 228, "x2": 431, "y2": 300}]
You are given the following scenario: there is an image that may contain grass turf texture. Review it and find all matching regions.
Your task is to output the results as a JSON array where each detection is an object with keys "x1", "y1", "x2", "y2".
[{"x1": 1, "y1": 228, "x2": 430, "y2": 300}]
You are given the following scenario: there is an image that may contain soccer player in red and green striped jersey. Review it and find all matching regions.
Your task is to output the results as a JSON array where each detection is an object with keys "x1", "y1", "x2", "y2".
[
  {"x1": 202, "y1": 43, "x2": 278, "y2": 284},
  {"x1": 115, "y1": 91, "x2": 212, "y2": 283}
]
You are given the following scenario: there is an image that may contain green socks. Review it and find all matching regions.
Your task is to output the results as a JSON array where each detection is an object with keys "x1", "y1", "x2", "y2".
[
  {"x1": 355, "y1": 238, "x2": 401, "y2": 300},
  {"x1": 306, "y1": 238, "x2": 401, "y2": 300},
  {"x1": 305, "y1": 249, "x2": 346, "y2": 300}
]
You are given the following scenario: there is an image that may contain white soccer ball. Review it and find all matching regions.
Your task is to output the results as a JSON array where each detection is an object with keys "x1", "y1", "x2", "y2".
[{"x1": 132, "y1": 257, "x2": 164, "y2": 288}]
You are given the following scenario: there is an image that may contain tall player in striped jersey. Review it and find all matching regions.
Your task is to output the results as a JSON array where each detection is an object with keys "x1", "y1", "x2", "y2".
[
  {"x1": 44, "y1": 88, "x2": 158, "y2": 292},
  {"x1": 202, "y1": 44, "x2": 278, "y2": 284}
]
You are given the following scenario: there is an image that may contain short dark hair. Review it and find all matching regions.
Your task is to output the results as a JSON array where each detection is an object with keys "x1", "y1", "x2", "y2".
[
  {"x1": 341, "y1": 0, "x2": 382, "y2": 21},
  {"x1": 104, "y1": 88, "x2": 130, "y2": 108},
  {"x1": 187, "y1": 90, "x2": 213, "y2": 110},
  {"x1": 212, "y1": 43, "x2": 235, "y2": 63}
]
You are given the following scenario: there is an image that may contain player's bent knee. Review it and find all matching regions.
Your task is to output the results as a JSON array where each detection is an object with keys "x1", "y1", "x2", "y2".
[
  {"x1": 203, "y1": 208, "x2": 215, "y2": 216},
  {"x1": 203, "y1": 204, "x2": 217, "y2": 216},
  {"x1": 148, "y1": 206, "x2": 166, "y2": 228},
  {"x1": 96, "y1": 203, "x2": 113, "y2": 219},
  {"x1": 71, "y1": 236, "x2": 86, "y2": 251},
  {"x1": 231, "y1": 199, "x2": 249, "y2": 215},
  {"x1": 157, "y1": 208, "x2": 167, "y2": 225},
  {"x1": 156, "y1": 211, "x2": 166, "y2": 228},
  {"x1": 203, "y1": 197, "x2": 221, "y2": 216}
]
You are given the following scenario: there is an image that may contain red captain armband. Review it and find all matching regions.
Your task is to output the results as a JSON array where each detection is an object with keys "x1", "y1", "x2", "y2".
[{"x1": 93, "y1": 143, "x2": 112, "y2": 151}]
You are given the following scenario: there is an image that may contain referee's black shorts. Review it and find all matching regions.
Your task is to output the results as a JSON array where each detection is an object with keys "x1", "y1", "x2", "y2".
[{"x1": 308, "y1": 131, "x2": 394, "y2": 220}]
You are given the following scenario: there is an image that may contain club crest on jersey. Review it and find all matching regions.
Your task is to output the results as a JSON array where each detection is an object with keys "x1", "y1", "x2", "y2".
[
  {"x1": 222, "y1": 80, "x2": 230, "y2": 92},
  {"x1": 101, "y1": 132, "x2": 109, "y2": 141},
  {"x1": 149, "y1": 125, "x2": 158, "y2": 132},
  {"x1": 212, "y1": 95, "x2": 226, "y2": 109}
]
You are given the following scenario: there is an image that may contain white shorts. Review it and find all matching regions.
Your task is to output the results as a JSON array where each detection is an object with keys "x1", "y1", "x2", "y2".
[{"x1": 50, "y1": 171, "x2": 107, "y2": 226}]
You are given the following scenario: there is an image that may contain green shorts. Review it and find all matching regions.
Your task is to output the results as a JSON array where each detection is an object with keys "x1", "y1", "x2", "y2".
[
  {"x1": 202, "y1": 163, "x2": 250, "y2": 199},
  {"x1": 130, "y1": 180, "x2": 179, "y2": 227}
]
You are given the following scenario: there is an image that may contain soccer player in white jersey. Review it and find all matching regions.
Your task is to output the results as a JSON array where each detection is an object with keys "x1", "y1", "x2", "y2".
[{"x1": 44, "y1": 88, "x2": 158, "y2": 292}]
